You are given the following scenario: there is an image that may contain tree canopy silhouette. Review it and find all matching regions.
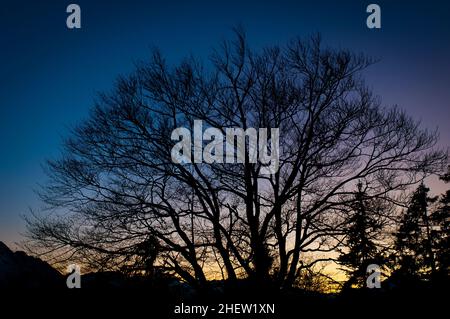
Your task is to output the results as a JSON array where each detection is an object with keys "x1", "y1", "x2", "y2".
[{"x1": 26, "y1": 30, "x2": 446, "y2": 289}]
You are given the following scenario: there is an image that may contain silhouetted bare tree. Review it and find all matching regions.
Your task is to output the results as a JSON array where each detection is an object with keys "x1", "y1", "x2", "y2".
[{"x1": 25, "y1": 30, "x2": 446, "y2": 288}]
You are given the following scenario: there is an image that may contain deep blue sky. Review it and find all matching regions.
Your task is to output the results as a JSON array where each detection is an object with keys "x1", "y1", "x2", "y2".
[{"x1": 1, "y1": 0, "x2": 449, "y2": 247}]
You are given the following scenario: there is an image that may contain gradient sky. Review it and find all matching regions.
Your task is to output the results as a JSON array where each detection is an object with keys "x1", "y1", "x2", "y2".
[{"x1": 1, "y1": 0, "x2": 449, "y2": 248}]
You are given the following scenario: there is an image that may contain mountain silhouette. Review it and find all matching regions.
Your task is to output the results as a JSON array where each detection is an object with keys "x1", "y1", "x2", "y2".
[{"x1": 0, "y1": 241, "x2": 64, "y2": 288}]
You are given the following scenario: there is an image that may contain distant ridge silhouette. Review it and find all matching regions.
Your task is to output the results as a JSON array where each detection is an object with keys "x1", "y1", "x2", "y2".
[{"x1": 0, "y1": 241, "x2": 63, "y2": 288}]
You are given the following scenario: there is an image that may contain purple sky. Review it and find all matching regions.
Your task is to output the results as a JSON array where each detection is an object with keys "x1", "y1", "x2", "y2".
[{"x1": 0, "y1": 0, "x2": 449, "y2": 248}]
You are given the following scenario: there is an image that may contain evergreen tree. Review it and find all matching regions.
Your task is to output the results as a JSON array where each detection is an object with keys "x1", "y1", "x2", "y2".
[
  {"x1": 430, "y1": 167, "x2": 450, "y2": 279},
  {"x1": 394, "y1": 183, "x2": 436, "y2": 278},
  {"x1": 339, "y1": 182, "x2": 384, "y2": 289}
]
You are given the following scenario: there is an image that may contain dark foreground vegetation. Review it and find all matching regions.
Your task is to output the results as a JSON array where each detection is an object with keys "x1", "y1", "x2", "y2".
[{"x1": 1, "y1": 240, "x2": 447, "y2": 317}]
